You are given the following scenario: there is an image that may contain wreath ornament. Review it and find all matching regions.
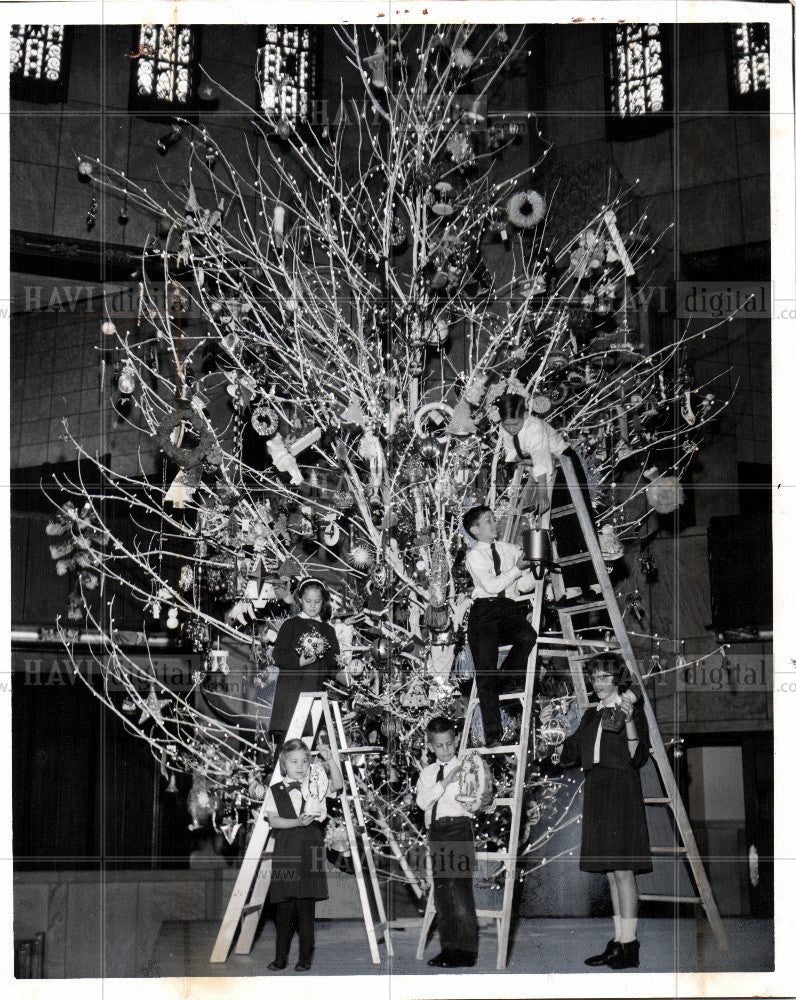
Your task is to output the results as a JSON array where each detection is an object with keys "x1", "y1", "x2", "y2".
[
  {"x1": 506, "y1": 189, "x2": 546, "y2": 229},
  {"x1": 156, "y1": 409, "x2": 218, "y2": 470}
]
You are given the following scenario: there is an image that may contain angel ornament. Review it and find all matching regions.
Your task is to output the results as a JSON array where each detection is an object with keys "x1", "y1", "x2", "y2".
[{"x1": 301, "y1": 759, "x2": 330, "y2": 819}]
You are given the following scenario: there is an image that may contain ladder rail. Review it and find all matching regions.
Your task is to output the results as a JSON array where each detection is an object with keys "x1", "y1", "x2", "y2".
[{"x1": 558, "y1": 453, "x2": 728, "y2": 950}]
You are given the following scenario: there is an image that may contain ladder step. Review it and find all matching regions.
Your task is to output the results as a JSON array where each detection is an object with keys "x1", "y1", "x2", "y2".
[
  {"x1": 555, "y1": 551, "x2": 591, "y2": 566},
  {"x1": 638, "y1": 893, "x2": 702, "y2": 904},
  {"x1": 645, "y1": 797, "x2": 672, "y2": 805},
  {"x1": 475, "y1": 850, "x2": 509, "y2": 860},
  {"x1": 241, "y1": 902, "x2": 262, "y2": 917},
  {"x1": 470, "y1": 744, "x2": 520, "y2": 754},
  {"x1": 493, "y1": 797, "x2": 515, "y2": 806},
  {"x1": 537, "y1": 636, "x2": 617, "y2": 649},
  {"x1": 551, "y1": 504, "x2": 576, "y2": 517},
  {"x1": 650, "y1": 845, "x2": 688, "y2": 854},
  {"x1": 498, "y1": 691, "x2": 525, "y2": 701},
  {"x1": 475, "y1": 909, "x2": 503, "y2": 919}
]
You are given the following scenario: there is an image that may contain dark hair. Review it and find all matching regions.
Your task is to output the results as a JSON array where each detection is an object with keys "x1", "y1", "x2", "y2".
[
  {"x1": 497, "y1": 393, "x2": 528, "y2": 421},
  {"x1": 587, "y1": 653, "x2": 632, "y2": 693},
  {"x1": 279, "y1": 738, "x2": 310, "y2": 762},
  {"x1": 462, "y1": 504, "x2": 491, "y2": 535},
  {"x1": 426, "y1": 716, "x2": 455, "y2": 738},
  {"x1": 294, "y1": 577, "x2": 330, "y2": 620}
]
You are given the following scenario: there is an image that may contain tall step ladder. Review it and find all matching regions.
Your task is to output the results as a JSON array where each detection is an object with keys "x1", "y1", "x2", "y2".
[
  {"x1": 210, "y1": 691, "x2": 394, "y2": 964},
  {"x1": 416, "y1": 452, "x2": 726, "y2": 969}
]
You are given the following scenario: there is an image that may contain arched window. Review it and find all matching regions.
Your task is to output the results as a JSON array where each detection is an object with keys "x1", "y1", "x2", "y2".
[
  {"x1": 129, "y1": 25, "x2": 200, "y2": 111},
  {"x1": 605, "y1": 23, "x2": 671, "y2": 140},
  {"x1": 10, "y1": 25, "x2": 70, "y2": 103},
  {"x1": 727, "y1": 23, "x2": 769, "y2": 110},
  {"x1": 257, "y1": 26, "x2": 319, "y2": 119}
]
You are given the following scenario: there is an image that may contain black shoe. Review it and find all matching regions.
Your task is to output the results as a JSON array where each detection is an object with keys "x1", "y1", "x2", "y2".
[
  {"x1": 607, "y1": 940, "x2": 640, "y2": 969},
  {"x1": 584, "y1": 939, "x2": 621, "y2": 966},
  {"x1": 448, "y1": 949, "x2": 477, "y2": 967},
  {"x1": 295, "y1": 961, "x2": 312, "y2": 972},
  {"x1": 427, "y1": 951, "x2": 454, "y2": 967},
  {"x1": 552, "y1": 594, "x2": 591, "y2": 610},
  {"x1": 268, "y1": 958, "x2": 287, "y2": 971}
]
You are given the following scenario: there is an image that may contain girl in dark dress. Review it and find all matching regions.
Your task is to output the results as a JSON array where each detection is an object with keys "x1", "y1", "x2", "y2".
[
  {"x1": 264, "y1": 739, "x2": 343, "y2": 971},
  {"x1": 269, "y1": 579, "x2": 340, "y2": 737},
  {"x1": 560, "y1": 654, "x2": 652, "y2": 970}
]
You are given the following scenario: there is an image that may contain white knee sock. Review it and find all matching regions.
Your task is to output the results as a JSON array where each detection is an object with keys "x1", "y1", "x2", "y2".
[
  {"x1": 612, "y1": 915, "x2": 622, "y2": 940},
  {"x1": 619, "y1": 917, "x2": 638, "y2": 943}
]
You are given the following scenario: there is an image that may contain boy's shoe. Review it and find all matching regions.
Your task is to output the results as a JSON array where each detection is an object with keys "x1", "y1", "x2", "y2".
[
  {"x1": 267, "y1": 958, "x2": 287, "y2": 971},
  {"x1": 427, "y1": 950, "x2": 455, "y2": 967},
  {"x1": 449, "y1": 950, "x2": 477, "y2": 967},
  {"x1": 295, "y1": 961, "x2": 312, "y2": 972}
]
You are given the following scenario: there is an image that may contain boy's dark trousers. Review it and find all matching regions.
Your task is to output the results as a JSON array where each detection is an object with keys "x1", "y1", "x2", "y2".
[
  {"x1": 274, "y1": 897, "x2": 315, "y2": 964},
  {"x1": 468, "y1": 597, "x2": 537, "y2": 744},
  {"x1": 428, "y1": 816, "x2": 478, "y2": 958}
]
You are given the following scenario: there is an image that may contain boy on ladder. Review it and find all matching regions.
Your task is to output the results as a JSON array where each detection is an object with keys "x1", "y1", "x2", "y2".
[{"x1": 462, "y1": 505, "x2": 538, "y2": 748}]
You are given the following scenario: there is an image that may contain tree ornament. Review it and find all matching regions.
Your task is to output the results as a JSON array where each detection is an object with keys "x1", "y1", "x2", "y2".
[
  {"x1": 644, "y1": 469, "x2": 685, "y2": 514},
  {"x1": 430, "y1": 181, "x2": 455, "y2": 216},
  {"x1": 598, "y1": 524, "x2": 624, "y2": 561},
  {"x1": 77, "y1": 159, "x2": 94, "y2": 183},
  {"x1": 506, "y1": 190, "x2": 545, "y2": 229}
]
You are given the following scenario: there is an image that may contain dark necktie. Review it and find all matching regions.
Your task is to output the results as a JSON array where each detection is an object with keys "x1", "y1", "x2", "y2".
[
  {"x1": 512, "y1": 433, "x2": 526, "y2": 459},
  {"x1": 430, "y1": 763, "x2": 446, "y2": 823},
  {"x1": 490, "y1": 542, "x2": 501, "y2": 575}
]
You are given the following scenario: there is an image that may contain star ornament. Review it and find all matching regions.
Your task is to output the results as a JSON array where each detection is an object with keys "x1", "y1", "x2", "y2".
[{"x1": 139, "y1": 685, "x2": 170, "y2": 726}]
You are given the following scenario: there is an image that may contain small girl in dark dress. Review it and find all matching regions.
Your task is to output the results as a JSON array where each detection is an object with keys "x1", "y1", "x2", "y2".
[
  {"x1": 264, "y1": 739, "x2": 343, "y2": 971},
  {"x1": 560, "y1": 654, "x2": 652, "y2": 970},
  {"x1": 269, "y1": 579, "x2": 340, "y2": 738}
]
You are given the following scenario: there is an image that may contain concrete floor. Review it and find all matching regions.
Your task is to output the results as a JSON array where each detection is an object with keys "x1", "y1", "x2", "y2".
[{"x1": 141, "y1": 916, "x2": 773, "y2": 978}]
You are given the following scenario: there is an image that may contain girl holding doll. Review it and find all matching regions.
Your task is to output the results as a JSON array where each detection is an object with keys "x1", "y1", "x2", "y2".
[{"x1": 269, "y1": 579, "x2": 340, "y2": 739}]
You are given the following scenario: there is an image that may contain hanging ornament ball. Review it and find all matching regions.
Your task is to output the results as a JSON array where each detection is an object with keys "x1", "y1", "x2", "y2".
[
  {"x1": 349, "y1": 544, "x2": 374, "y2": 569},
  {"x1": 371, "y1": 635, "x2": 392, "y2": 662},
  {"x1": 531, "y1": 394, "x2": 552, "y2": 416},
  {"x1": 507, "y1": 190, "x2": 546, "y2": 229},
  {"x1": 645, "y1": 474, "x2": 685, "y2": 514},
  {"x1": 420, "y1": 437, "x2": 443, "y2": 461},
  {"x1": 77, "y1": 159, "x2": 94, "y2": 183},
  {"x1": 248, "y1": 778, "x2": 266, "y2": 801},
  {"x1": 117, "y1": 363, "x2": 136, "y2": 395},
  {"x1": 277, "y1": 118, "x2": 291, "y2": 140},
  {"x1": 452, "y1": 46, "x2": 475, "y2": 69},
  {"x1": 101, "y1": 320, "x2": 117, "y2": 337},
  {"x1": 380, "y1": 715, "x2": 399, "y2": 738}
]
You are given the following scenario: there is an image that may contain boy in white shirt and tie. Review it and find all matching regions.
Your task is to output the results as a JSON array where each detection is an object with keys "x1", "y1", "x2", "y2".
[
  {"x1": 463, "y1": 505, "x2": 538, "y2": 748},
  {"x1": 415, "y1": 716, "x2": 478, "y2": 968}
]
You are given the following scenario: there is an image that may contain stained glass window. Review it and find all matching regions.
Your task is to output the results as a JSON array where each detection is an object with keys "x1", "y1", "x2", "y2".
[
  {"x1": 608, "y1": 23, "x2": 665, "y2": 117},
  {"x1": 257, "y1": 26, "x2": 317, "y2": 118},
  {"x1": 730, "y1": 23, "x2": 770, "y2": 96},
  {"x1": 131, "y1": 25, "x2": 197, "y2": 109},
  {"x1": 10, "y1": 25, "x2": 70, "y2": 102}
]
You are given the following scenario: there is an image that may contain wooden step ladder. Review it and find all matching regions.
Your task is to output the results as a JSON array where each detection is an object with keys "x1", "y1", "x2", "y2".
[
  {"x1": 210, "y1": 691, "x2": 394, "y2": 964},
  {"x1": 552, "y1": 451, "x2": 727, "y2": 948},
  {"x1": 416, "y1": 451, "x2": 726, "y2": 969}
]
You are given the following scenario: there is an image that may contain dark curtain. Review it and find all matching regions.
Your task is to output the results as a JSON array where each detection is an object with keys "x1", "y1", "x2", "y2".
[{"x1": 12, "y1": 650, "x2": 192, "y2": 870}]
